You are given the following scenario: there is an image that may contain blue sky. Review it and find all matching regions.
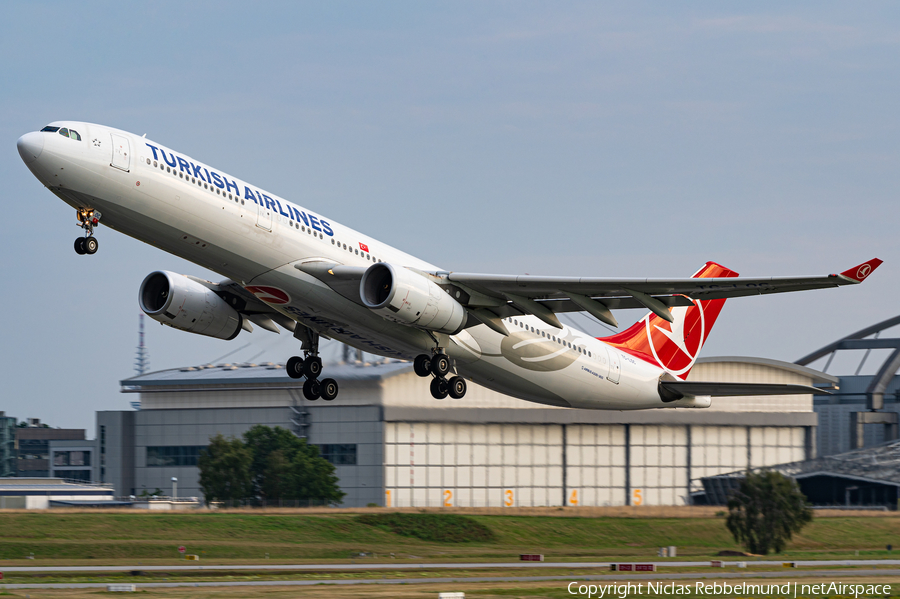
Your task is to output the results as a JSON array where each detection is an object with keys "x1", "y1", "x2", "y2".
[{"x1": 2, "y1": 2, "x2": 899, "y2": 435}]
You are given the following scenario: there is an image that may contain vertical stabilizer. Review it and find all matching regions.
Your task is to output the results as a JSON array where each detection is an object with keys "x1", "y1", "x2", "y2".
[{"x1": 600, "y1": 262, "x2": 739, "y2": 380}]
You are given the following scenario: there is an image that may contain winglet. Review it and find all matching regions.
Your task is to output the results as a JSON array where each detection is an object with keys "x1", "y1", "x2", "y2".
[{"x1": 839, "y1": 258, "x2": 883, "y2": 282}]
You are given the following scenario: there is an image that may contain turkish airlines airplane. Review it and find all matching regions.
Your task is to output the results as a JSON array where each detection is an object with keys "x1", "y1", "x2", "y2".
[{"x1": 17, "y1": 122, "x2": 881, "y2": 409}]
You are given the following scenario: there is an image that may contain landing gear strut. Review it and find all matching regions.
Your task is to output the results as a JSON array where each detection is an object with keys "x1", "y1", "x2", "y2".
[
  {"x1": 74, "y1": 208, "x2": 100, "y2": 255},
  {"x1": 286, "y1": 326, "x2": 338, "y2": 401},
  {"x1": 414, "y1": 346, "x2": 467, "y2": 400}
]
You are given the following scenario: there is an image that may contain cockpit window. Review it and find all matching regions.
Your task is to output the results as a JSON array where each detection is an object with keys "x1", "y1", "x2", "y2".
[
  {"x1": 56, "y1": 127, "x2": 81, "y2": 141},
  {"x1": 41, "y1": 125, "x2": 60, "y2": 133}
]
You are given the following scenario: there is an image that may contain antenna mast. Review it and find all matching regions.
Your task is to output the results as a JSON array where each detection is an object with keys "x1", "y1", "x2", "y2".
[{"x1": 135, "y1": 313, "x2": 150, "y2": 375}]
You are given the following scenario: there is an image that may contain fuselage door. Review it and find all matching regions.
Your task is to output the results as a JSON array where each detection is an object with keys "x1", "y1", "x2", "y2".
[
  {"x1": 110, "y1": 133, "x2": 130, "y2": 171},
  {"x1": 605, "y1": 346, "x2": 621, "y2": 384},
  {"x1": 256, "y1": 200, "x2": 272, "y2": 231}
]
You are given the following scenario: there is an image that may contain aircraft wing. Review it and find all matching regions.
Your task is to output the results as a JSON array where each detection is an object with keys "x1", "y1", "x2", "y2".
[
  {"x1": 443, "y1": 258, "x2": 882, "y2": 328},
  {"x1": 294, "y1": 258, "x2": 881, "y2": 334},
  {"x1": 660, "y1": 381, "x2": 830, "y2": 398}
]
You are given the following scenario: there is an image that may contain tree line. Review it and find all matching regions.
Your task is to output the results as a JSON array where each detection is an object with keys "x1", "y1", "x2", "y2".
[{"x1": 198, "y1": 425, "x2": 345, "y2": 505}]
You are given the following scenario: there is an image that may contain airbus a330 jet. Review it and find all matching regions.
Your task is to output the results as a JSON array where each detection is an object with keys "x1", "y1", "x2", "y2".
[{"x1": 17, "y1": 122, "x2": 881, "y2": 409}]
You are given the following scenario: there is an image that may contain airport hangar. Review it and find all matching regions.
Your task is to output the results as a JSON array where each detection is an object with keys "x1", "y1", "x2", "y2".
[{"x1": 99, "y1": 355, "x2": 829, "y2": 508}]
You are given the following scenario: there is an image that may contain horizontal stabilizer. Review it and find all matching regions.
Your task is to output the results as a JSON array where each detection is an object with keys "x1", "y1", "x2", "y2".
[{"x1": 660, "y1": 381, "x2": 830, "y2": 398}]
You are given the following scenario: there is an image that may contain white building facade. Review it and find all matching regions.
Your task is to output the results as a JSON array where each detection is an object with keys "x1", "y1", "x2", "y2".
[{"x1": 107, "y1": 356, "x2": 831, "y2": 507}]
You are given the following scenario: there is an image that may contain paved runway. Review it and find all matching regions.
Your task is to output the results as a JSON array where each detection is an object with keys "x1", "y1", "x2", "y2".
[
  {"x1": 3, "y1": 559, "x2": 900, "y2": 572},
  {"x1": 3, "y1": 568, "x2": 900, "y2": 590}
]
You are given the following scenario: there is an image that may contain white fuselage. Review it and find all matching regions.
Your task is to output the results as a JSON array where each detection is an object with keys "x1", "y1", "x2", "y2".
[{"x1": 19, "y1": 121, "x2": 704, "y2": 410}]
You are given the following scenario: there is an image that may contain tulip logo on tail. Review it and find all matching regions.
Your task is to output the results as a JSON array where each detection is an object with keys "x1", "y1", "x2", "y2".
[
  {"x1": 601, "y1": 261, "x2": 739, "y2": 380},
  {"x1": 245, "y1": 285, "x2": 291, "y2": 305},
  {"x1": 643, "y1": 301, "x2": 705, "y2": 378}
]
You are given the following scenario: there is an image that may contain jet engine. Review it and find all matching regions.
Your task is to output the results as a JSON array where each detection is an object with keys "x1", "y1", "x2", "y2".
[
  {"x1": 139, "y1": 271, "x2": 243, "y2": 340},
  {"x1": 360, "y1": 263, "x2": 466, "y2": 335}
]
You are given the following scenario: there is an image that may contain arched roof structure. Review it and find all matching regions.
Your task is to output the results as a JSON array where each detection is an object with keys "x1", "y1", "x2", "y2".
[{"x1": 795, "y1": 315, "x2": 900, "y2": 410}]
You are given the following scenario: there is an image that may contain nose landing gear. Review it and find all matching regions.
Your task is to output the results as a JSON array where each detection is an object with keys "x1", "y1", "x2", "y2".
[
  {"x1": 286, "y1": 327, "x2": 338, "y2": 401},
  {"x1": 74, "y1": 208, "x2": 101, "y2": 255},
  {"x1": 414, "y1": 348, "x2": 467, "y2": 400}
]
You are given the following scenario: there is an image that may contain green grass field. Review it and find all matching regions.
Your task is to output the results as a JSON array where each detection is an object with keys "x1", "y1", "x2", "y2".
[
  {"x1": 1, "y1": 510, "x2": 899, "y2": 564},
  {"x1": 6, "y1": 580, "x2": 895, "y2": 599}
]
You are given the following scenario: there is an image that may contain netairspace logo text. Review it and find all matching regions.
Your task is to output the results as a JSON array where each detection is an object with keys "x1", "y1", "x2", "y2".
[{"x1": 567, "y1": 581, "x2": 892, "y2": 598}]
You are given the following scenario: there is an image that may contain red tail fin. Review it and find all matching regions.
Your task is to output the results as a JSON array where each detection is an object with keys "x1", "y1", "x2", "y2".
[{"x1": 600, "y1": 262, "x2": 739, "y2": 380}]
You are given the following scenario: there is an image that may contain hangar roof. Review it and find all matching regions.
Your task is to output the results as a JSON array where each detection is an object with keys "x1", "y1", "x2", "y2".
[
  {"x1": 0, "y1": 477, "x2": 114, "y2": 494},
  {"x1": 120, "y1": 356, "x2": 821, "y2": 422},
  {"x1": 121, "y1": 357, "x2": 831, "y2": 418},
  {"x1": 700, "y1": 438, "x2": 900, "y2": 506},
  {"x1": 123, "y1": 356, "x2": 830, "y2": 389},
  {"x1": 775, "y1": 438, "x2": 900, "y2": 486},
  {"x1": 121, "y1": 360, "x2": 413, "y2": 390}
]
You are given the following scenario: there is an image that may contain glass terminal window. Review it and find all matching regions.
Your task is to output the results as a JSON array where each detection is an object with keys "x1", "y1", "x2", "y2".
[
  {"x1": 55, "y1": 470, "x2": 90, "y2": 482},
  {"x1": 146, "y1": 445, "x2": 207, "y2": 467},
  {"x1": 317, "y1": 444, "x2": 357, "y2": 465},
  {"x1": 54, "y1": 450, "x2": 90, "y2": 467}
]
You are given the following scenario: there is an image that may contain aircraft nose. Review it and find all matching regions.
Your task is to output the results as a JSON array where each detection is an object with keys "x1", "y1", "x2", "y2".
[{"x1": 17, "y1": 131, "x2": 44, "y2": 164}]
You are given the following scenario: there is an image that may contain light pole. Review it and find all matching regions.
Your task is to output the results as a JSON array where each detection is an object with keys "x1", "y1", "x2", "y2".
[{"x1": 171, "y1": 477, "x2": 178, "y2": 500}]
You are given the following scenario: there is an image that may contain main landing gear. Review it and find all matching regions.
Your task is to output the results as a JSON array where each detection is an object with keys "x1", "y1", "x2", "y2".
[
  {"x1": 414, "y1": 350, "x2": 467, "y2": 400},
  {"x1": 74, "y1": 208, "x2": 101, "y2": 255},
  {"x1": 286, "y1": 327, "x2": 338, "y2": 401}
]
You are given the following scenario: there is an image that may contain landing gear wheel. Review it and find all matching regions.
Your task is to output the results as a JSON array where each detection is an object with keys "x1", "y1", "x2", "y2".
[
  {"x1": 84, "y1": 237, "x2": 98, "y2": 254},
  {"x1": 286, "y1": 356, "x2": 304, "y2": 379},
  {"x1": 74, "y1": 238, "x2": 86, "y2": 255},
  {"x1": 303, "y1": 378, "x2": 321, "y2": 400},
  {"x1": 303, "y1": 356, "x2": 323, "y2": 379},
  {"x1": 413, "y1": 354, "x2": 432, "y2": 377},
  {"x1": 448, "y1": 376, "x2": 467, "y2": 399},
  {"x1": 320, "y1": 378, "x2": 339, "y2": 401},
  {"x1": 430, "y1": 353, "x2": 451, "y2": 377},
  {"x1": 430, "y1": 377, "x2": 450, "y2": 399}
]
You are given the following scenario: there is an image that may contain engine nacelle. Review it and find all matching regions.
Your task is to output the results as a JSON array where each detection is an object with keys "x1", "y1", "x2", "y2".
[
  {"x1": 360, "y1": 263, "x2": 466, "y2": 335},
  {"x1": 139, "y1": 271, "x2": 242, "y2": 340}
]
